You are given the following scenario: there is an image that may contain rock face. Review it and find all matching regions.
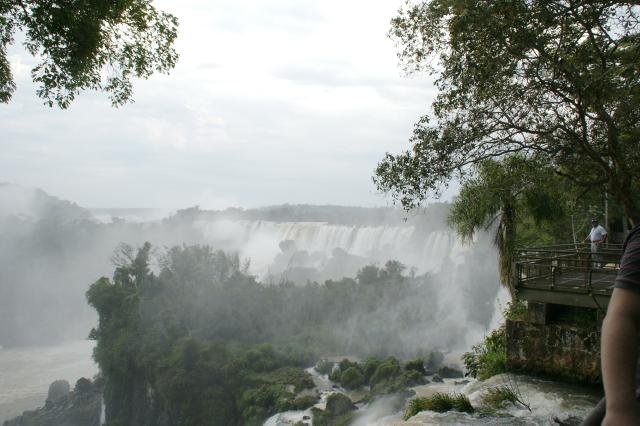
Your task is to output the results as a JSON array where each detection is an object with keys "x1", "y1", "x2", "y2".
[
  {"x1": 3, "y1": 378, "x2": 102, "y2": 426},
  {"x1": 506, "y1": 319, "x2": 601, "y2": 384},
  {"x1": 47, "y1": 380, "x2": 71, "y2": 404}
]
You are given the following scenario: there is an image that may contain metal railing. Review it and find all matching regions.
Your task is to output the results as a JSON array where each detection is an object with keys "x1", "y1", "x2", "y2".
[{"x1": 516, "y1": 243, "x2": 623, "y2": 296}]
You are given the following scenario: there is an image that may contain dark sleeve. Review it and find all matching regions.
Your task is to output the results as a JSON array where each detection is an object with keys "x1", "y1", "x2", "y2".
[{"x1": 614, "y1": 232, "x2": 640, "y2": 294}]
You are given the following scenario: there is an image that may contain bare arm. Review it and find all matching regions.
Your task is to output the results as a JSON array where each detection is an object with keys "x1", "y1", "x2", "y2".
[{"x1": 602, "y1": 287, "x2": 640, "y2": 425}]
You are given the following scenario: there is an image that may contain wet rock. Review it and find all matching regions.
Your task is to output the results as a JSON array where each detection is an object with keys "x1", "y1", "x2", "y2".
[
  {"x1": 75, "y1": 377, "x2": 93, "y2": 394},
  {"x1": 5, "y1": 378, "x2": 102, "y2": 426},
  {"x1": 454, "y1": 379, "x2": 470, "y2": 386},
  {"x1": 553, "y1": 415, "x2": 583, "y2": 426},
  {"x1": 432, "y1": 374, "x2": 443, "y2": 383},
  {"x1": 47, "y1": 380, "x2": 71, "y2": 403},
  {"x1": 437, "y1": 366, "x2": 464, "y2": 378},
  {"x1": 426, "y1": 351, "x2": 444, "y2": 371},
  {"x1": 302, "y1": 415, "x2": 310, "y2": 420},
  {"x1": 404, "y1": 359, "x2": 426, "y2": 374}
]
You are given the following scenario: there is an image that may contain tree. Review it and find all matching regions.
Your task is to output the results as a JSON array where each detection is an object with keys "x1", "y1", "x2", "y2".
[
  {"x1": 0, "y1": 0, "x2": 178, "y2": 108},
  {"x1": 374, "y1": 1, "x2": 640, "y2": 224},
  {"x1": 448, "y1": 155, "x2": 562, "y2": 297}
]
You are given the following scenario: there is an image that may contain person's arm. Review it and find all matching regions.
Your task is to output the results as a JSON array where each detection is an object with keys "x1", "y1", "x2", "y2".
[{"x1": 602, "y1": 287, "x2": 640, "y2": 425}]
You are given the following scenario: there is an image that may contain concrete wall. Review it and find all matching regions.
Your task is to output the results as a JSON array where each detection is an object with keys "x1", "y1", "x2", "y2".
[{"x1": 506, "y1": 319, "x2": 601, "y2": 384}]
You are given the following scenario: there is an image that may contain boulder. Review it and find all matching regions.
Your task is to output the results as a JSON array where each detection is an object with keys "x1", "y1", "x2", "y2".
[
  {"x1": 47, "y1": 380, "x2": 71, "y2": 403},
  {"x1": 437, "y1": 366, "x2": 464, "y2": 379},
  {"x1": 74, "y1": 377, "x2": 93, "y2": 394}
]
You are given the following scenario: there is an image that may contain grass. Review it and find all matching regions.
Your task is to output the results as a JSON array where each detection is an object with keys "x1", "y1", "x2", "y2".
[
  {"x1": 404, "y1": 393, "x2": 474, "y2": 419},
  {"x1": 481, "y1": 386, "x2": 518, "y2": 409},
  {"x1": 480, "y1": 379, "x2": 531, "y2": 414}
]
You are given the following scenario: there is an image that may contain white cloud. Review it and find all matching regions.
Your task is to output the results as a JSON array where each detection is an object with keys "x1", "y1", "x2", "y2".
[{"x1": 0, "y1": 0, "x2": 441, "y2": 209}]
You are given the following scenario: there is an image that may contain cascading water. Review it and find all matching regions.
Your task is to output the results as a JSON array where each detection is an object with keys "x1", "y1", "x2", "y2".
[
  {"x1": 100, "y1": 397, "x2": 106, "y2": 425},
  {"x1": 195, "y1": 219, "x2": 487, "y2": 276},
  {"x1": 194, "y1": 219, "x2": 501, "y2": 351}
]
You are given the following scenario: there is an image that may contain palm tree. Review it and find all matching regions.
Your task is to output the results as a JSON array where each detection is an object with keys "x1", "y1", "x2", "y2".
[{"x1": 449, "y1": 156, "x2": 561, "y2": 300}]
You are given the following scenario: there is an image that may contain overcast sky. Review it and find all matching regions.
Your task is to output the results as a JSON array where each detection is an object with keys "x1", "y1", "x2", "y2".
[{"x1": 0, "y1": 0, "x2": 446, "y2": 210}]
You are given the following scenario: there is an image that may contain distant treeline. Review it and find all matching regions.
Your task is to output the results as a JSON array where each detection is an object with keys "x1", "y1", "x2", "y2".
[{"x1": 164, "y1": 203, "x2": 452, "y2": 228}]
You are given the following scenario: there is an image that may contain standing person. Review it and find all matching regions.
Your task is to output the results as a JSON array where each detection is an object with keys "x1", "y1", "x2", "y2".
[
  {"x1": 585, "y1": 218, "x2": 608, "y2": 268},
  {"x1": 580, "y1": 224, "x2": 640, "y2": 426}
]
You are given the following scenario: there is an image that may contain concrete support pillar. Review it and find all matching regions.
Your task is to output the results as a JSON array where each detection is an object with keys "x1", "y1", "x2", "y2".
[{"x1": 528, "y1": 302, "x2": 549, "y2": 325}]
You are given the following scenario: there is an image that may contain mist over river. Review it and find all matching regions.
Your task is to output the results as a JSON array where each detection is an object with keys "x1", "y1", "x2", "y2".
[
  {"x1": 0, "y1": 340, "x2": 97, "y2": 423},
  {"x1": 0, "y1": 185, "x2": 506, "y2": 424}
]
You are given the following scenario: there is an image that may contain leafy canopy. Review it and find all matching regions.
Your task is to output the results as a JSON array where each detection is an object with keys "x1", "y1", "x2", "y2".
[
  {"x1": 375, "y1": 1, "x2": 640, "y2": 223},
  {"x1": 0, "y1": 0, "x2": 178, "y2": 108}
]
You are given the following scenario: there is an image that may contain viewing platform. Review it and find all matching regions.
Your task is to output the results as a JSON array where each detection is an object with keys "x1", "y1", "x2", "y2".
[{"x1": 515, "y1": 243, "x2": 624, "y2": 312}]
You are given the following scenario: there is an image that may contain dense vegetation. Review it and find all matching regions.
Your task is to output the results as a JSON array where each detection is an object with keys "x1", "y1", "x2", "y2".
[
  {"x1": 167, "y1": 203, "x2": 452, "y2": 228},
  {"x1": 376, "y1": 1, "x2": 640, "y2": 224},
  {"x1": 87, "y1": 242, "x2": 450, "y2": 425}
]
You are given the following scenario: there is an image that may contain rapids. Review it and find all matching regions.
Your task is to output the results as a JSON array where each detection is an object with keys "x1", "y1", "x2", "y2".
[{"x1": 263, "y1": 368, "x2": 602, "y2": 426}]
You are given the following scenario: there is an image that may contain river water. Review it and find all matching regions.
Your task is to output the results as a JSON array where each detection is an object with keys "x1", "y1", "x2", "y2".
[{"x1": 0, "y1": 340, "x2": 97, "y2": 423}]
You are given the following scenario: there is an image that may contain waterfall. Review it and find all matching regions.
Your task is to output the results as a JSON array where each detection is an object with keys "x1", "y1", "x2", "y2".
[
  {"x1": 100, "y1": 397, "x2": 106, "y2": 425},
  {"x1": 195, "y1": 220, "x2": 472, "y2": 277},
  {"x1": 193, "y1": 218, "x2": 501, "y2": 351}
]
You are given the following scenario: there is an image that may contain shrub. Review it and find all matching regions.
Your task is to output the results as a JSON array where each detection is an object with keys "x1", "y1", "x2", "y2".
[
  {"x1": 315, "y1": 359, "x2": 334, "y2": 375},
  {"x1": 404, "y1": 393, "x2": 474, "y2": 419},
  {"x1": 292, "y1": 394, "x2": 320, "y2": 410},
  {"x1": 462, "y1": 326, "x2": 506, "y2": 380},
  {"x1": 505, "y1": 300, "x2": 527, "y2": 321},
  {"x1": 325, "y1": 393, "x2": 355, "y2": 417},
  {"x1": 241, "y1": 385, "x2": 294, "y2": 420},
  {"x1": 400, "y1": 369, "x2": 427, "y2": 387},
  {"x1": 404, "y1": 359, "x2": 426, "y2": 374},
  {"x1": 362, "y1": 357, "x2": 381, "y2": 382},
  {"x1": 370, "y1": 357, "x2": 401, "y2": 385},
  {"x1": 338, "y1": 358, "x2": 358, "y2": 372},
  {"x1": 255, "y1": 367, "x2": 315, "y2": 392},
  {"x1": 341, "y1": 367, "x2": 365, "y2": 390}
]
